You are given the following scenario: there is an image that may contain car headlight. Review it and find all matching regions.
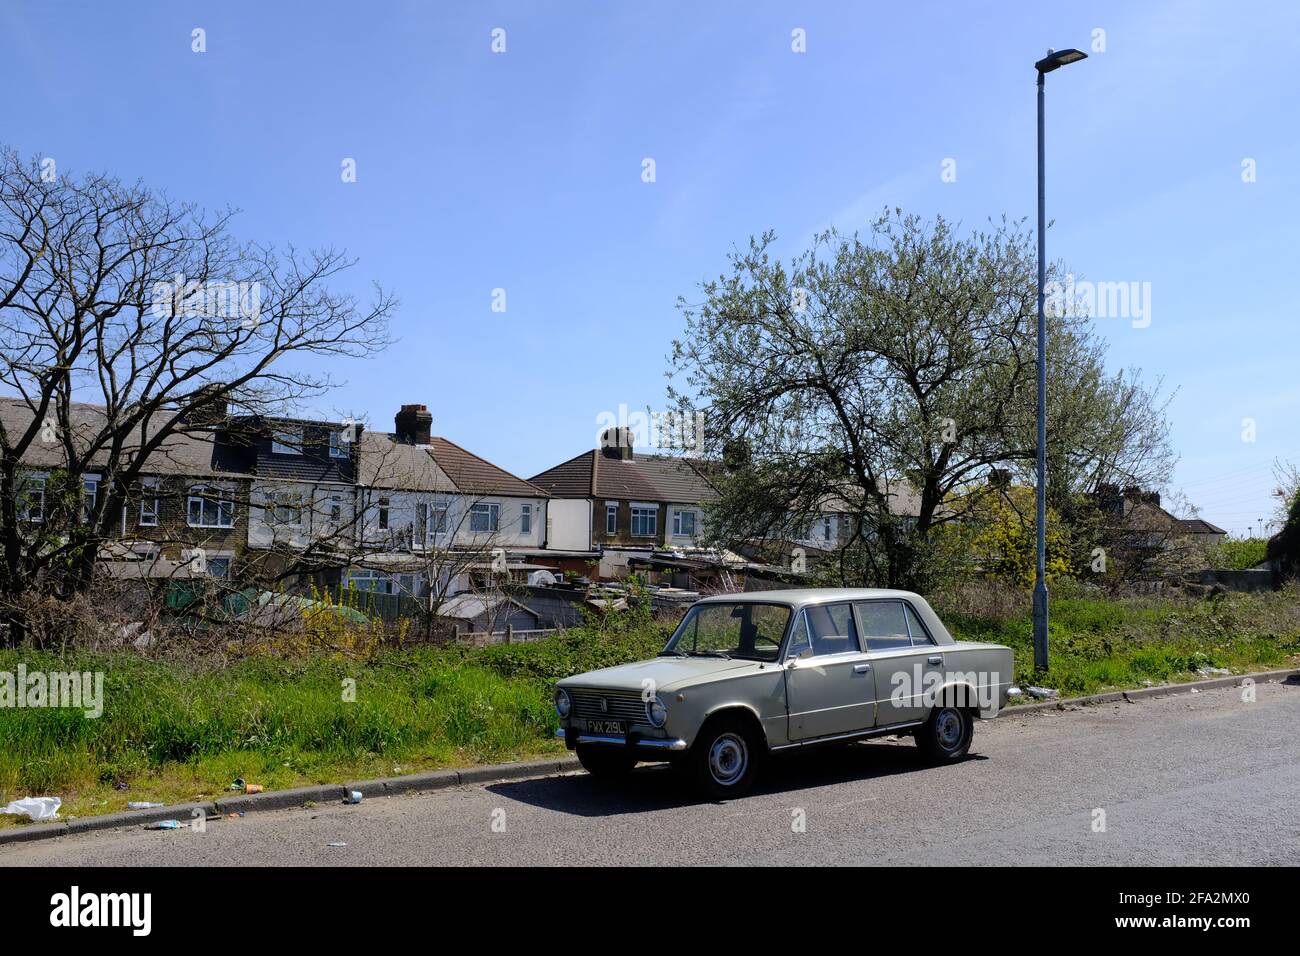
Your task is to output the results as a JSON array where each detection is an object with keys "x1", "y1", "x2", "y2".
[
  {"x1": 646, "y1": 695, "x2": 668, "y2": 728},
  {"x1": 554, "y1": 688, "x2": 571, "y2": 718}
]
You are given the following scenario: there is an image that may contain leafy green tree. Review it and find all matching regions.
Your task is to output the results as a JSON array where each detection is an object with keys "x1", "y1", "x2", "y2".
[{"x1": 670, "y1": 210, "x2": 1173, "y2": 589}]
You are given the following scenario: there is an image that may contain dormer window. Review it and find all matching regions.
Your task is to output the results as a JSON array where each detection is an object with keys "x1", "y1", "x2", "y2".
[
  {"x1": 271, "y1": 427, "x2": 301, "y2": 455},
  {"x1": 329, "y1": 430, "x2": 349, "y2": 459}
]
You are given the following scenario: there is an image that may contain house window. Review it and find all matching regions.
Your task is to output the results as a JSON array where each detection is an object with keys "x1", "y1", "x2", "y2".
[
  {"x1": 139, "y1": 478, "x2": 159, "y2": 526},
  {"x1": 18, "y1": 476, "x2": 45, "y2": 522},
  {"x1": 327, "y1": 494, "x2": 343, "y2": 526},
  {"x1": 82, "y1": 476, "x2": 99, "y2": 522},
  {"x1": 206, "y1": 557, "x2": 232, "y2": 579},
  {"x1": 347, "y1": 568, "x2": 390, "y2": 593},
  {"x1": 606, "y1": 501, "x2": 618, "y2": 535},
  {"x1": 470, "y1": 502, "x2": 499, "y2": 533},
  {"x1": 422, "y1": 499, "x2": 449, "y2": 540},
  {"x1": 520, "y1": 504, "x2": 532, "y2": 535},
  {"x1": 266, "y1": 491, "x2": 302, "y2": 527},
  {"x1": 631, "y1": 505, "x2": 657, "y2": 537},
  {"x1": 673, "y1": 509, "x2": 696, "y2": 537},
  {"x1": 187, "y1": 485, "x2": 234, "y2": 528},
  {"x1": 271, "y1": 427, "x2": 301, "y2": 455},
  {"x1": 346, "y1": 569, "x2": 415, "y2": 596},
  {"x1": 823, "y1": 516, "x2": 833, "y2": 542},
  {"x1": 328, "y1": 430, "x2": 348, "y2": 459},
  {"x1": 377, "y1": 497, "x2": 390, "y2": 531}
]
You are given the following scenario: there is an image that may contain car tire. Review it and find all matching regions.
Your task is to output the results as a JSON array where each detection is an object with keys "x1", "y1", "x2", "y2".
[
  {"x1": 914, "y1": 706, "x2": 974, "y2": 763},
  {"x1": 575, "y1": 744, "x2": 638, "y2": 778},
  {"x1": 689, "y1": 714, "x2": 762, "y2": 800}
]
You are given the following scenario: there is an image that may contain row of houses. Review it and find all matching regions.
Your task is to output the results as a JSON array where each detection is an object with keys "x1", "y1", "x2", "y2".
[
  {"x1": 2, "y1": 396, "x2": 869, "y2": 603},
  {"x1": 3, "y1": 395, "x2": 1230, "y2": 612}
]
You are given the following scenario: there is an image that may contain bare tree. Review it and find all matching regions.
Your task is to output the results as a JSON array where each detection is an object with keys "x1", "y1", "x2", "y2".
[{"x1": 0, "y1": 148, "x2": 394, "y2": 644}]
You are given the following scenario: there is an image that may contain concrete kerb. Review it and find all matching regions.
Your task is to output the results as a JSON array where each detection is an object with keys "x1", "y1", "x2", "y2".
[
  {"x1": 3, "y1": 667, "x2": 1295, "y2": 847},
  {"x1": 997, "y1": 667, "x2": 1299, "y2": 718},
  {"x1": 0, "y1": 757, "x2": 580, "y2": 846}
]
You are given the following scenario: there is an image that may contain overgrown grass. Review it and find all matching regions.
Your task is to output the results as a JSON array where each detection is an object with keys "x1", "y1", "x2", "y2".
[
  {"x1": 2, "y1": 588, "x2": 1298, "y2": 825},
  {"x1": 936, "y1": 587, "x2": 1300, "y2": 696}
]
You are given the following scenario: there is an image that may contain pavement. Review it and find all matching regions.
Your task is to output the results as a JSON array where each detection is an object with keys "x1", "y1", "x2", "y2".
[{"x1": 3, "y1": 679, "x2": 1298, "y2": 866}]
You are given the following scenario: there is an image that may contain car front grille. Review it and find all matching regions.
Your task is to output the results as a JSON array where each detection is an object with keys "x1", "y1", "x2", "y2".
[{"x1": 570, "y1": 690, "x2": 647, "y2": 724}]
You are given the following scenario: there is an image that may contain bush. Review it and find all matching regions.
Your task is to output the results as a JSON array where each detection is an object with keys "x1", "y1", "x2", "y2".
[{"x1": 1207, "y1": 538, "x2": 1268, "y2": 571}]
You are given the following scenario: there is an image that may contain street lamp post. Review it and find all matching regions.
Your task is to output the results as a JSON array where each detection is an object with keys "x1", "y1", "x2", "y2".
[{"x1": 1033, "y1": 47, "x2": 1087, "y2": 672}]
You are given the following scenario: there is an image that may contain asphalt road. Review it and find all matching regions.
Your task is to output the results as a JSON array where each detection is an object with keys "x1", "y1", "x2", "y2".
[{"x1": 4, "y1": 680, "x2": 1299, "y2": 866}]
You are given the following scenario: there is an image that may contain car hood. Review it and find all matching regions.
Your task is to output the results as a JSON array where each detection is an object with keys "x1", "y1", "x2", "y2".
[{"x1": 557, "y1": 656, "x2": 765, "y2": 693}]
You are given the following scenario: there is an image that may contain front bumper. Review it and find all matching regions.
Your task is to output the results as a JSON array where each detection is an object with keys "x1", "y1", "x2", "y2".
[{"x1": 556, "y1": 728, "x2": 688, "y2": 752}]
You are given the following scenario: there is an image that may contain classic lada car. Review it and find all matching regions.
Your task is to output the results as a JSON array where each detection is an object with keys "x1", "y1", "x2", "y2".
[{"x1": 555, "y1": 588, "x2": 1016, "y2": 798}]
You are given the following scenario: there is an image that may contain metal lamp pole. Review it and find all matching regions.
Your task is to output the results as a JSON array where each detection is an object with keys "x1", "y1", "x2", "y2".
[{"x1": 1033, "y1": 47, "x2": 1087, "y2": 671}]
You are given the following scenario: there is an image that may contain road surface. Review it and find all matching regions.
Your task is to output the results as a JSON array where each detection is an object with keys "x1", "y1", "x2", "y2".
[{"x1": 4, "y1": 679, "x2": 1298, "y2": 866}]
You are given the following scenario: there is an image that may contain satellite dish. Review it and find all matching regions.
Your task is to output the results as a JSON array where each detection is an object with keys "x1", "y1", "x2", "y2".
[{"x1": 528, "y1": 570, "x2": 557, "y2": 586}]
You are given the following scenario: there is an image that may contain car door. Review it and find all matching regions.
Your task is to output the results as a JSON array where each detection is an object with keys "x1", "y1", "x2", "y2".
[
  {"x1": 855, "y1": 600, "x2": 945, "y2": 727},
  {"x1": 783, "y1": 602, "x2": 875, "y2": 741}
]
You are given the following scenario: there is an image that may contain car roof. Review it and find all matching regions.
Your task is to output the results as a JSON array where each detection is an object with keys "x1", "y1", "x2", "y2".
[{"x1": 693, "y1": 587, "x2": 924, "y2": 609}]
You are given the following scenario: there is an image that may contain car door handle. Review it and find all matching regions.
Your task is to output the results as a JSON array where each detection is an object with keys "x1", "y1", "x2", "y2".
[
  {"x1": 853, "y1": 663, "x2": 871, "y2": 673},
  {"x1": 927, "y1": 655, "x2": 943, "y2": 665}
]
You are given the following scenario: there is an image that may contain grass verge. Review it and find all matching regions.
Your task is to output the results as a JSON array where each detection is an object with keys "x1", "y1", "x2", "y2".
[{"x1": 2, "y1": 588, "x2": 1298, "y2": 827}]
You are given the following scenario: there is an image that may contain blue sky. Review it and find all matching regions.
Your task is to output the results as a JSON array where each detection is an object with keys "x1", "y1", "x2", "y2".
[{"x1": 2, "y1": 0, "x2": 1296, "y2": 536}]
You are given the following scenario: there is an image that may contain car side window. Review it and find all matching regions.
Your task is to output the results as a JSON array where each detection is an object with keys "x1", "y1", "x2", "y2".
[
  {"x1": 904, "y1": 604, "x2": 935, "y2": 646},
  {"x1": 803, "y1": 603, "x2": 861, "y2": 656},
  {"x1": 855, "y1": 601, "x2": 911, "y2": 651},
  {"x1": 786, "y1": 611, "x2": 811, "y2": 658}
]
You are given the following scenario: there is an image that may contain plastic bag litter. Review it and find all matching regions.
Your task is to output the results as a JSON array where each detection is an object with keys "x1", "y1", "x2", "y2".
[{"x1": 2, "y1": 796, "x2": 62, "y2": 820}]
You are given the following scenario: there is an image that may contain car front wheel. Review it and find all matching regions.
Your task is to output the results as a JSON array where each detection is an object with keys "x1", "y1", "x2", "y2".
[
  {"x1": 689, "y1": 715, "x2": 761, "y2": 799},
  {"x1": 915, "y1": 706, "x2": 974, "y2": 762},
  {"x1": 575, "y1": 744, "x2": 637, "y2": 778}
]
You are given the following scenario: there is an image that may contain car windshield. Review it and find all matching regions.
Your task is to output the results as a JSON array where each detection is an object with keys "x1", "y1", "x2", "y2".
[{"x1": 661, "y1": 602, "x2": 791, "y2": 662}]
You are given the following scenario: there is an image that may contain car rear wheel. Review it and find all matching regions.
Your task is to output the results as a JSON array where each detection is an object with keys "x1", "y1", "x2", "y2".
[
  {"x1": 575, "y1": 744, "x2": 638, "y2": 778},
  {"x1": 689, "y1": 715, "x2": 761, "y2": 799},
  {"x1": 915, "y1": 706, "x2": 973, "y2": 762}
]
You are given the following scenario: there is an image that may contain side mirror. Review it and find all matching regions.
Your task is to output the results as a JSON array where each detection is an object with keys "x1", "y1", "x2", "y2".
[{"x1": 787, "y1": 647, "x2": 814, "y2": 667}]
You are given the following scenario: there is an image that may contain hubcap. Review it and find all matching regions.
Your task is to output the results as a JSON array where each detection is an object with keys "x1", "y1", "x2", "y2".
[
  {"x1": 936, "y1": 709, "x2": 964, "y2": 749},
  {"x1": 708, "y1": 733, "x2": 749, "y2": 785}
]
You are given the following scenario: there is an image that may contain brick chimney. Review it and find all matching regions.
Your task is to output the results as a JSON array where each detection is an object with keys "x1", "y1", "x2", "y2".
[
  {"x1": 180, "y1": 384, "x2": 228, "y2": 427},
  {"x1": 394, "y1": 404, "x2": 433, "y2": 445},
  {"x1": 599, "y1": 426, "x2": 634, "y2": 460}
]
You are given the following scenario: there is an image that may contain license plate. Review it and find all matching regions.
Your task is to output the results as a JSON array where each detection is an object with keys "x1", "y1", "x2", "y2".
[{"x1": 586, "y1": 719, "x2": 625, "y2": 735}]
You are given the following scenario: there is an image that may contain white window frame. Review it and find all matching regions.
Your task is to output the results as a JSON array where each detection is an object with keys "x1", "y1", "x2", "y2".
[
  {"x1": 271, "y1": 427, "x2": 301, "y2": 455},
  {"x1": 265, "y1": 489, "x2": 303, "y2": 528},
  {"x1": 19, "y1": 474, "x2": 46, "y2": 522},
  {"x1": 520, "y1": 503, "x2": 532, "y2": 535},
  {"x1": 139, "y1": 477, "x2": 160, "y2": 527},
  {"x1": 328, "y1": 430, "x2": 348, "y2": 459},
  {"x1": 422, "y1": 498, "x2": 449, "y2": 541},
  {"x1": 630, "y1": 503, "x2": 658, "y2": 538},
  {"x1": 672, "y1": 508, "x2": 697, "y2": 537},
  {"x1": 605, "y1": 501, "x2": 618, "y2": 535},
  {"x1": 469, "y1": 502, "x2": 499, "y2": 533},
  {"x1": 82, "y1": 474, "x2": 100, "y2": 523},
  {"x1": 377, "y1": 497, "x2": 390, "y2": 531},
  {"x1": 187, "y1": 485, "x2": 235, "y2": 528},
  {"x1": 347, "y1": 568, "x2": 390, "y2": 593}
]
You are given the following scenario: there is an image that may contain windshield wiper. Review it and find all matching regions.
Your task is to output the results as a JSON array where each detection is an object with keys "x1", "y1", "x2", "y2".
[
  {"x1": 690, "y1": 650, "x2": 731, "y2": 660},
  {"x1": 658, "y1": 648, "x2": 689, "y2": 657}
]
